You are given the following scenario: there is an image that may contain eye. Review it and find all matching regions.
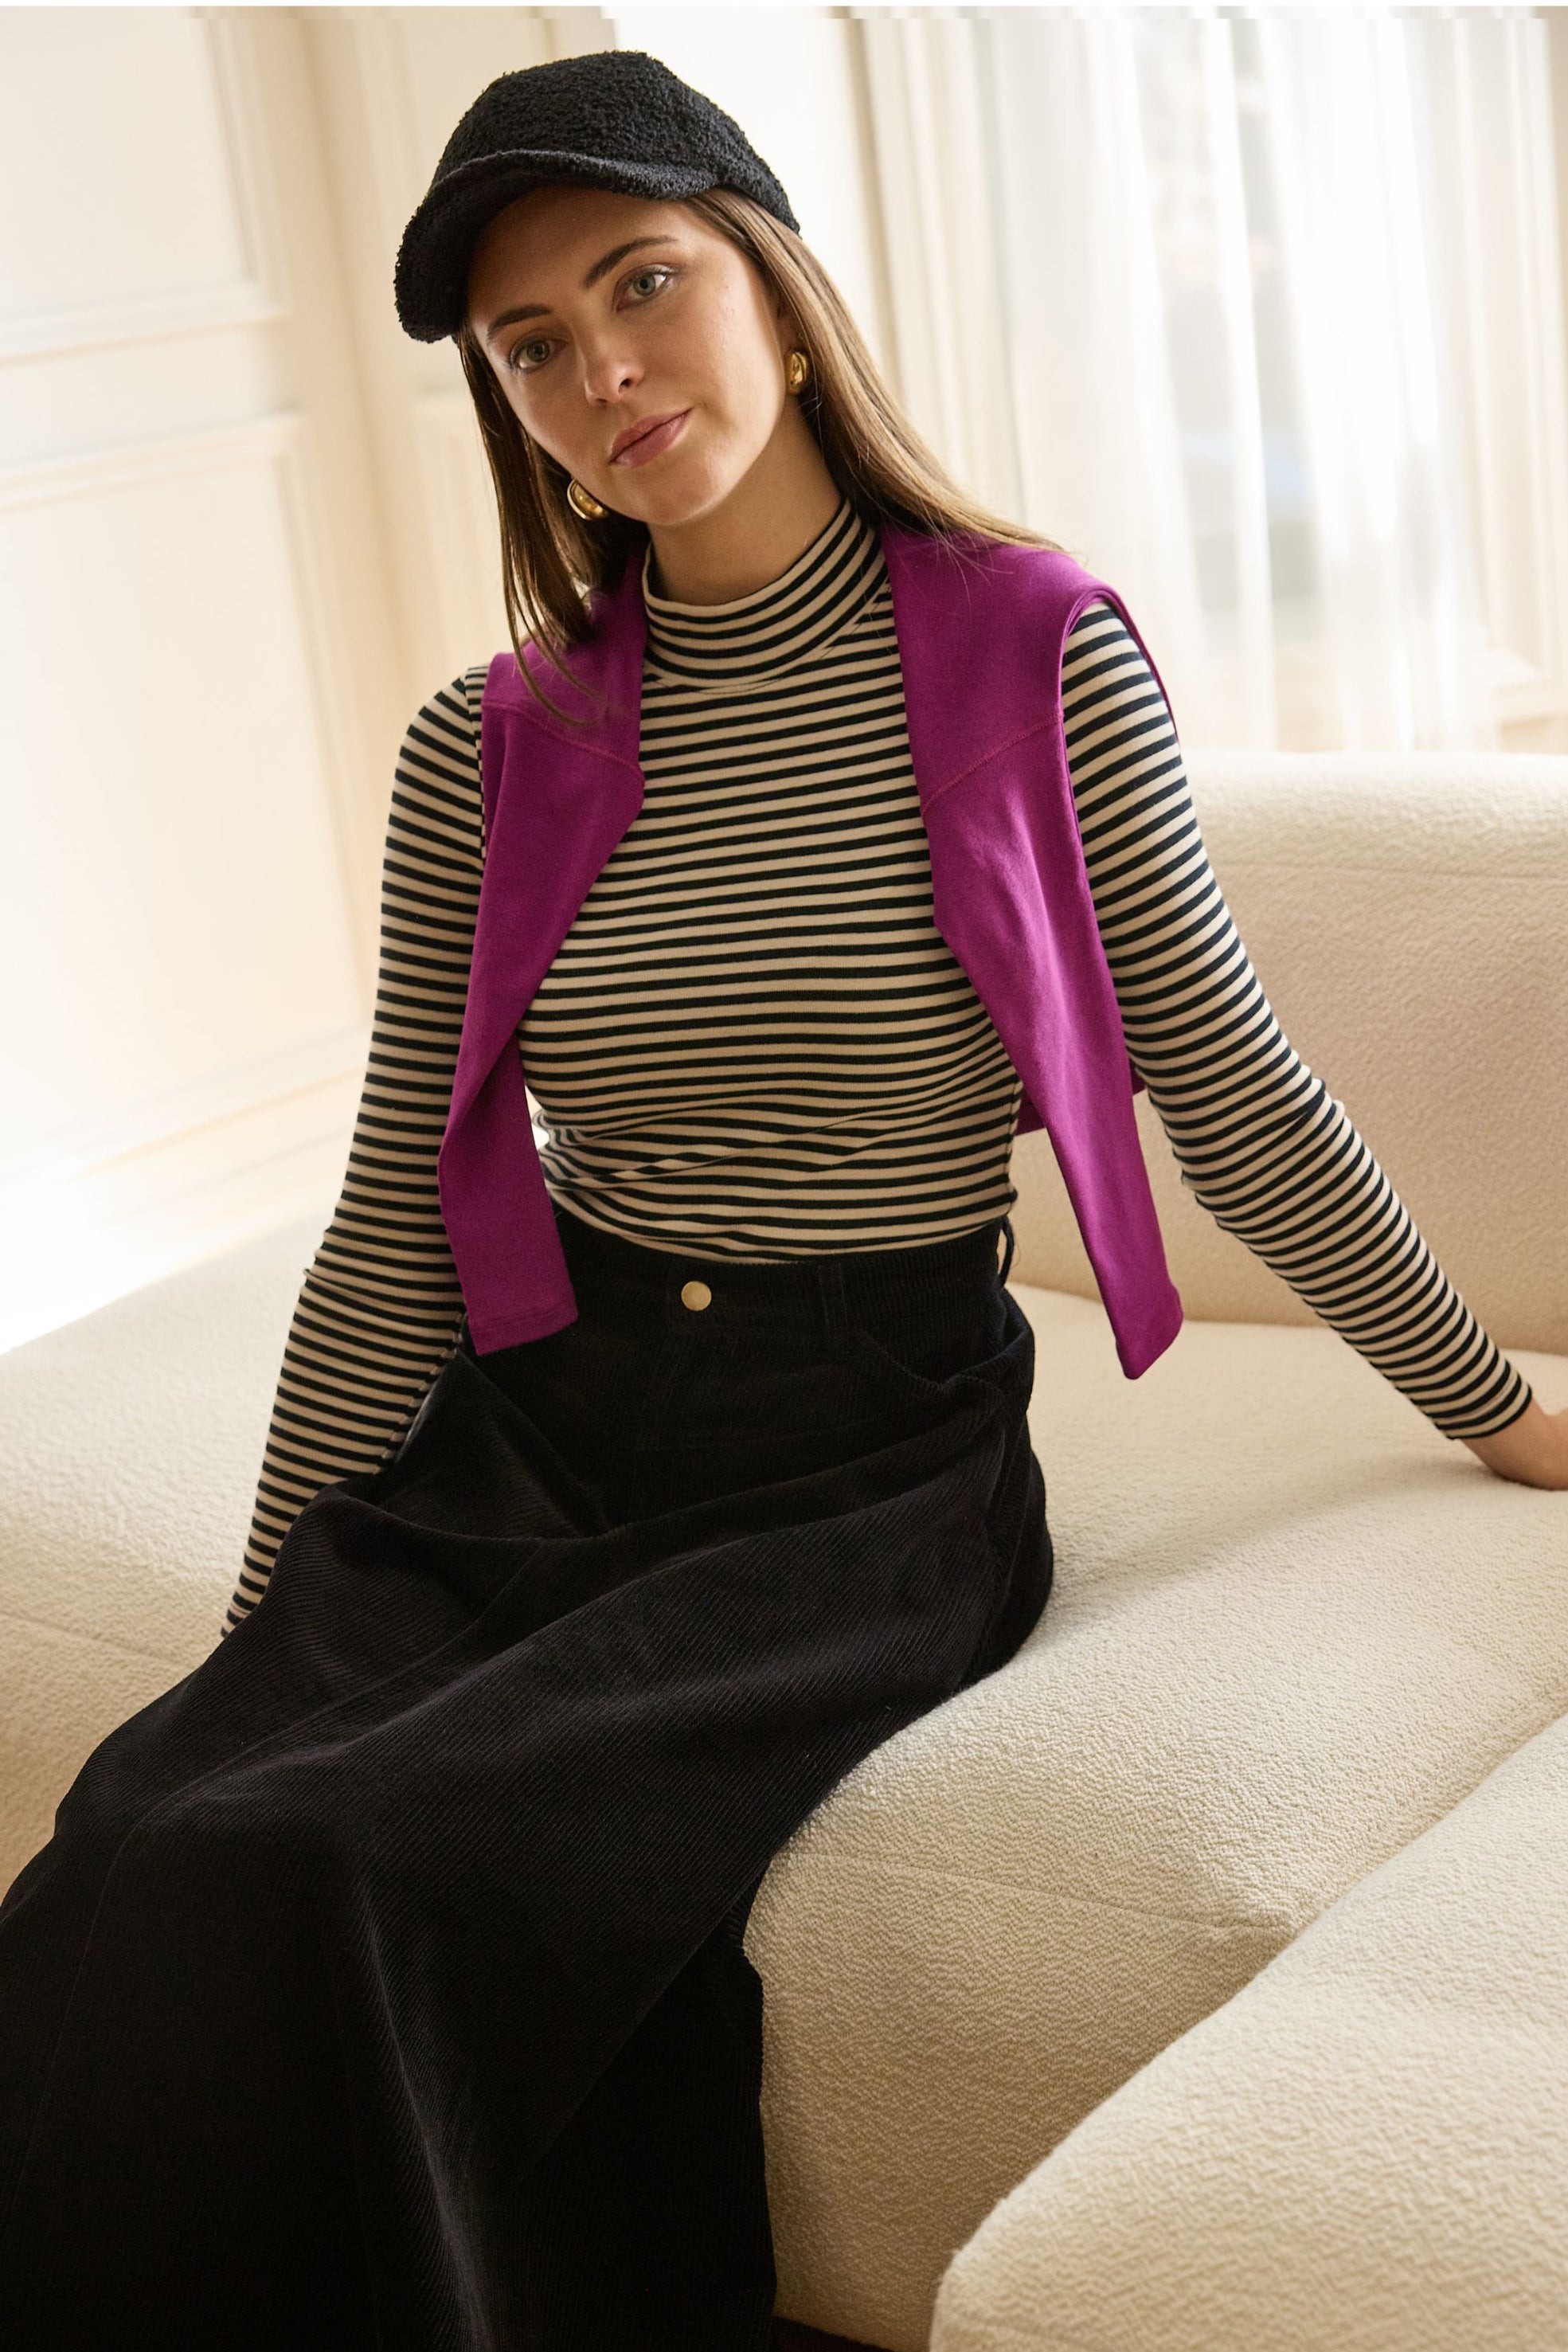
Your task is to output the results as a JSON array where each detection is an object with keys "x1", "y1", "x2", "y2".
[
  {"x1": 506, "y1": 264, "x2": 678, "y2": 374},
  {"x1": 625, "y1": 263, "x2": 677, "y2": 300}
]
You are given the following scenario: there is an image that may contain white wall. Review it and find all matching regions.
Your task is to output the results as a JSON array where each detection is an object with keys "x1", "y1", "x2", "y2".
[
  {"x1": 0, "y1": 6, "x2": 624, "y2": 1351},
  {"x1": 14, "y1": 6, "x2": 1555, "y2": 1353},
  {"x1": 605, "y1": 4, "x2": 897, "y2": 387},
  {"x1": 301, "y1": 5, "x2": 610, "y2": 706},
  {"x1": 0, "y1": 8, "x2": 397, "y2": 1347},
  {"x1": 0, "y1": 3, "x2": 898, "y2": 1352}
]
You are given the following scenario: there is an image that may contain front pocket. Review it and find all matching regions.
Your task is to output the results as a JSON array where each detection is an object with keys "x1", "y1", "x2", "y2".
[{"x1": 847, "y1": 1284, "x2": 1011, "y2": 1399}]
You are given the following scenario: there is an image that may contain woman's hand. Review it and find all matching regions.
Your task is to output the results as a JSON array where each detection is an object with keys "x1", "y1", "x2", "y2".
[{"x1": 1460, "y1": 1398, "x2": 1568, "y2": 1489}]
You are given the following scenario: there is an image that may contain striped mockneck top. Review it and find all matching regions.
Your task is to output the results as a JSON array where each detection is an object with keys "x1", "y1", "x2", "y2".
[
  {"x1": 225, "y1": 493, "x2": 1534, "y2": 1634},
  {"x1": 518, "y1": 496, "x2": 1022, "y2": 1255}
]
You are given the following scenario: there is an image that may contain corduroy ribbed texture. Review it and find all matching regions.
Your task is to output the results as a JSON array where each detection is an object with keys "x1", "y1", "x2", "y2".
[{"x1": 0, "y1": 1204, "x2": 1048, "y2": 2350}]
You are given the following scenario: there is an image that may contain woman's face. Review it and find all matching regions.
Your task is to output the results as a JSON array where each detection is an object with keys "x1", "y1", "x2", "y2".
[{"x1": 465, "y1": 184, "x2": 796, "y2": 529}]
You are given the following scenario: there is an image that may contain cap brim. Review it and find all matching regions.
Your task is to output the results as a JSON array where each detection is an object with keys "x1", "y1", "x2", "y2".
[{"x1": 394, "y1": 149, "x2": 718, "y2": 342}]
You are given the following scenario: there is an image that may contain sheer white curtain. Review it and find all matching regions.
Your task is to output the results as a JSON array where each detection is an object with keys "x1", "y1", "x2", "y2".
[{"x1": 854, "y1": 4, "x2": 1568, "y2": 752}]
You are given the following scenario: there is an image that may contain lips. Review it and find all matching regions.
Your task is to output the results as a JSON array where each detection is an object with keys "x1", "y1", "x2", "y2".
[{"x1": 610, "y1": 409, "x2": 689, "y2": 464}]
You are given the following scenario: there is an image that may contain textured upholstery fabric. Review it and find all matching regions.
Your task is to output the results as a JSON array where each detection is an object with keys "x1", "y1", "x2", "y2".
[
  {"x1": 931, "y1": 1708, "x2": 1568, "y2": 2352},
  {"x1": 0, "y1": 1211, "x2": 1043, "y2": 2348},
  {"x1": 3, "y1": 1254, "x2": 1564, "y2": 2346},
  {"x1": 1014, "y1": 749, "x2": 1568, "y2": 1358},
  {"x1": 2, "y1": 750, "x2": 1565, "y2": 2349},
  {"x1": 747, "y1": 1289, "x2": 1568, "y2": 2346},
  {"x1": 0, "y1": 1221, "x2": 317, "y2": 1894}
]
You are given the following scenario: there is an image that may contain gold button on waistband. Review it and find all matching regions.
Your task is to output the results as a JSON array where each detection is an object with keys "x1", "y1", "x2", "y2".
[{"x1": 680, "y1": 1278, "x2": 714, "y2": 1312}]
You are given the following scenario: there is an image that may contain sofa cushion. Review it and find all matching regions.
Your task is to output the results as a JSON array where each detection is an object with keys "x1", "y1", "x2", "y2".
[
  {"x1": 929, "y1": 1705, "x2": 1568, "y2": 2352},
  {"x1": 1011, "y1": 751, "x2": 1568, "y2": 1360},
  {"x1": 2, "y1": 1230, "x2": 1564, "y2": 2350},
  {"x1": 0, "y1": 1215, "x2": 323, "y2": 1891},
  {"x1": 749, "y1": 1292, "x2": 1567, "y2": 2348}
]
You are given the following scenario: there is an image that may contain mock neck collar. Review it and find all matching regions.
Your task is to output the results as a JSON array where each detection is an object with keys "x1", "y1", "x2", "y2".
[{"x1": 639, "y1": 491, "x2": 885, "y2": 682}]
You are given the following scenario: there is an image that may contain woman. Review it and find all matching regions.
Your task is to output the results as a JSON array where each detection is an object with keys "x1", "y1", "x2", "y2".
[{"x1": 2, "y1": 47, "x2": 1562, "y2": 2352}]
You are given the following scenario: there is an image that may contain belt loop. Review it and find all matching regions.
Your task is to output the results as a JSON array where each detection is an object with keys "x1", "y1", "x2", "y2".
[{"x1": 998, "y1": 1216, "x2": 1016, "y2": 1288}]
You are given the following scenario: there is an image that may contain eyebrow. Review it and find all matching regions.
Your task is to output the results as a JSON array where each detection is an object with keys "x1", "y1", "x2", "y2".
[{"x1": 482, "y1": 237, "x2": 682, "y2": 345}]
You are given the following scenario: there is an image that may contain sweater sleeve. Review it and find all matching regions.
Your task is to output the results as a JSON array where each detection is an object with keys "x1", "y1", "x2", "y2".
[
  {"x1": 1062, "y1": 597, "x2": 1534, "y2": 1442},
  {"x1": 222, "y1": 668, "x2": 489, "y2": 1636}
]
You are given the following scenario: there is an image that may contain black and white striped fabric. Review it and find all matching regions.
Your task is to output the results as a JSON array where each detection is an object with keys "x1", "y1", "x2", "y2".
[
  {"x1": 226, "y1": 497, "x2": 1532, "y2": 1633},
  {"x1": 522, "y1": 499, "x2": 1021, "y2": 1254}
]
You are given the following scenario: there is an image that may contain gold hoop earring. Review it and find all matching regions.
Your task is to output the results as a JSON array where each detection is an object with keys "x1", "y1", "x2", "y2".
[
  {"x1": 566, "y1": 477, "x2": 608, "y2": 521},
  {"x1": 785, "y1": 349, "x2": 811, "y2": 394}
]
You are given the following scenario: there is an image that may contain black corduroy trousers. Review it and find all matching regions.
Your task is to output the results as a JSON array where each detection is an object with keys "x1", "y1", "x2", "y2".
[{"x1": 0, "y1": 1202, "x2": 1051, "y2": 2351}]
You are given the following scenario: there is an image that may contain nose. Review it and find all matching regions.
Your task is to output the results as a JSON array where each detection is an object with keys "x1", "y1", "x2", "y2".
[{"x1": 581, "y1": 339, "x2": 640, "y2": 408}]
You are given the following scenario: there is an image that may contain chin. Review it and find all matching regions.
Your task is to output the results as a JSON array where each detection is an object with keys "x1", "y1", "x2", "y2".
[{"x1": 625, "y1": 472, "x2": 733, "y2": 529}]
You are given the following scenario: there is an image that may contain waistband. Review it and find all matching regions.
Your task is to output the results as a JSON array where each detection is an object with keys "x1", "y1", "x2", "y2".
[{"x1": 545, "y1": 1199, "x2": 1016, "y2": 1344}]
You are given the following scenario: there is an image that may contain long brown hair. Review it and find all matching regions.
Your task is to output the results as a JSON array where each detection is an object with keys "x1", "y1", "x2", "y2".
[{"x1": 457, "y1": 186, "x2": 1071, "y2": 728}]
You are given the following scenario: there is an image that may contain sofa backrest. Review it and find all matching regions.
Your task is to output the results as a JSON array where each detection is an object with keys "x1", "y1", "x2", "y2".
[{"x1": 1009, "y1": 749, "x2": 1568, "y2": 1355}]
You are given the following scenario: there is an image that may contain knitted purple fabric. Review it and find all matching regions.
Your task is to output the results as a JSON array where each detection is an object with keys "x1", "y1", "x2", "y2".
[{"x1": 436, "y1": 522, "x2": 1185, "y2": 1378}]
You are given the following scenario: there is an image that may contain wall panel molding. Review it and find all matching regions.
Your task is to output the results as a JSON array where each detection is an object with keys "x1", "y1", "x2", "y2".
[
  {"x1": 265, "y1": 416, "x2": 383, "y2": 981},
  {"x1": 0, "y1": 1023, "x2": 370, "y2": 1197},
  {"x1": 0, "y1": 406, "x2": 379, "y2": 985},
  {"x1": 0, "y1": 10, "x2": 290, "y2": 366},
  {"x1": 200, "y1": 7, "x2": 294, "y2": 322},
  {"x1": 0, "y1": 408, "x2": 302, "y2": 509},
  {"x1": 412, "y1": 389, "x2": 510, "y2": 680},
  {"x1": 0, "y1": 282, "x2": 288, "y2": 370},
  {"x1": 0, "y1": 1028, "x2": 366, "y2": 1352},
  {"x1": 0, "y1": 7, "x2": 410, "y2": 1346}
]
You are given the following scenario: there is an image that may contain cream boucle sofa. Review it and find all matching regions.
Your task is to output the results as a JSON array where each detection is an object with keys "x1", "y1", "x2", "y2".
[
  {"x1": 2, "y1": 751, "x2": 1566, "y2": 2351},
  {"x1": 931, "y1": 1703, "x2": 1568, "y2": 2352}
]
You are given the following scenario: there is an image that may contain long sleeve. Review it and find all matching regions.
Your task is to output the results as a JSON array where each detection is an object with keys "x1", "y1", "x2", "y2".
[
  {"x1": 1060, "y1": 597, "x2": 1533, "y2": 1442},
  {"x1": 224, "y1": 668, "x2": 490, "y2": 1635}
]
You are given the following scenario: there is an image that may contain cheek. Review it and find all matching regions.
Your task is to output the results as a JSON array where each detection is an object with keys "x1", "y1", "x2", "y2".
[
  {"x1": 503, "y1": 374, "x2": 574, "y2": 462},
  {"x1": 667, "y1": 284, "x2": 776, "y2": 402}
]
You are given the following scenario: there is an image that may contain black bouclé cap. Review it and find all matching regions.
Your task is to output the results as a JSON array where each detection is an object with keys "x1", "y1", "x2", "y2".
[{"x1": 394, "y1": 49, "x2": 800, "y2": 343}]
